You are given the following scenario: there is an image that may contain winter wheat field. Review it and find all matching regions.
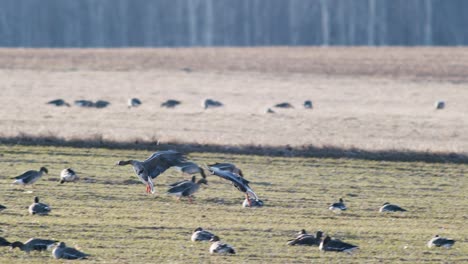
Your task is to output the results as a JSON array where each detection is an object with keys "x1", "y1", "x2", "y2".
[{"x1": 0, "y1": 48, "x2": 467, "y2": 263}]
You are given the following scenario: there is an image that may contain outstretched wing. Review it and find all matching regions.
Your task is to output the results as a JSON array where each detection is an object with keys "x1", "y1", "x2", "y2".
[
  {"x1": 208, "y1": 166, "x2": 258, "y2": 200},
  {"x1": 143, "y1": 150, "x2": 186, "y2": 179}
]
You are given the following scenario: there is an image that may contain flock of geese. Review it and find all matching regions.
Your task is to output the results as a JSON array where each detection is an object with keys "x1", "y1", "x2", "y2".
[{"x1": 0, "y1": 149, "x2": 456, "y2": 259}]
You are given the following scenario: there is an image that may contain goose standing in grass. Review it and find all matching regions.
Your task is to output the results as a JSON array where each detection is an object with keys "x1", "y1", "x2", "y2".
[
  {"x1": 161, "y1": 99, "x2": 181, "y2": 108},
  {"x1": 47, "y1": 99, "x2": 70, "y2": 107},
  {"x1": 60, "y1": 168, "x2": 79, "y2": 183},
  {"x1": 0, "y1": 204, "x2": 6, "y2": 211},
  {"x1": 167, "y1": 176, "x2": 207, "y2": 203},
  {"x1": 29, "y1": 196, "x2": 51, "y2": 215},
  {"x1": 427, "y1": 235, "x2": 455, "y2": 248},
  {"x1": 203, "y1": 99, "x2": 223, "y2": 109},
  {"x1": 329, "y1": 198, "x2": 347, "y2": 212},
  {"x1": 242, "y1": 198, "x2": 264, "y2": 208},
  {"x1": 379, "y1": 202, "x2": 407, "y2": 212},
  {"x1": 319, "y1": 236, "x2": 359, "y2": 253},
  {"x1": 304, "y1": 100, "x2": 313, "y2": 109},
  {"x1": 209, "y1": 236, "x2": 235, "y2": 254},
  {"x1": 274, "y1": 102, "x2": 294, "y2": 108},
  {"x1": 0, "y1": 237, "x2": 11, "y2": 246},
  {"x1": 12, "y1": 167, "x2": 48, "y2": 186},
  {"x1": 191, "y1": 227, "x2": 216, "y2": 242},
  {"x1": 287, "y1": 230, "x2": 323, "y2": 246},
  {"x1": 172, "y1": 161, "x2": 207, "y2": 181},
  {"x1": 10, "y1": 238, "x2": 58, "y2": 252},
  {"x1": 52, "y1": 242, "x2": 90, "y2": 259},
  {"x1": 116, "y1": 150, "x2": 186, "y2": 194},
  {"x1": 207, "y1": 165, "x2": 259, "y2": 206},
  {"x1": 128, "y1": 98, "x2": 142, "y2": 108}
]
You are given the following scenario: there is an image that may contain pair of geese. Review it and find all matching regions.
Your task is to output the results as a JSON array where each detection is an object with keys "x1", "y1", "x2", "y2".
[
  {"x1": 128, "y1": 98, "x2": 183, "y2": 108},
  {"x1": 329, "y1": 198, "x2": 407, "y2": 213},
  {"x1": 0, "y1": 237, "x2": 89, "y2": 259},
  {"x1": 12, "y1": 167, "x2": 79, "y2": 186}
]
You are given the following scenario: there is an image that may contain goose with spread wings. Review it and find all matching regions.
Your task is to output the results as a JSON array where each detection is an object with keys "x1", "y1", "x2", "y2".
[
  {"x1": 116, "y1": 150, "x2": 186, "y2": 194},
  {"x1": 207, "y1": 165, "x2": 259, "y2": 206}
]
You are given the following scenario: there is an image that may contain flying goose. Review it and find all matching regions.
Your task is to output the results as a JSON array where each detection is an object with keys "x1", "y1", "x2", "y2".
[
  {"x1": 242, "y1": 198, "x2": 264, "y2": 208},
  {"x1": 207, "y1": 165, "x2": 259, "y2": 206},
  {"x1": 29, "y1": 196, "x2": 51, "y2": 215},
  {"x1": 116, "y1": 150, "x2": 186, "y2": 194},
  {"x1": 379, "y1": 202, "x2": 407, "y2": 212},
  {"x1": 329, "y1": 198, "x2": 347, "y2": 211},
  {"x1": 172, "y1": 161, "x2": 207, "y2": 180},
  {"x1": 209, "y1": 236, "x2": 235, "y2": 254},
  {"x1": 208, "y1": 162, "x2": 244, "y2": 177},
  {"x1": 191, "y1": 227, "x2": 216, "y2": 242},
  {"x1": 128, "y1": 98, "x2": 142, "y2": 108},
  {"x1": 10, "y1": 238, "x2": 58, "y2": 252},
  {"x1": 319, "y1": 236, "x2": 359, "y2": 253},
  {"x1": 0, "y1": 237, "x2": 11, "y2": 246},
  {"x1": 274, "y1": 102, "x2": 294, "y2": 108},
  {"x1": 427, "y1": 235, "x2": 455, "y2": 248},
  {"x1": 60, "y1": 168, "x2": 79, "y2": 183},
  {"x1": 203, "y1": 99, "x2": 223, "y2": 109},
  {"x1": 167, "y1": 176, "x2": 207, "y2": 202},
  {"x1": 52, "y1": 242, "x2": 90, "y2": 259},
  {"x1": 304, "y1": 100, "x2": 313, "y2": 109},
  {"x1": 12, "y1": 167, "x2": 48, "y2": 186},
  {"x1": 47, "y1": 99, "x2": 70, "y2": 107},
  {"x1": 161, "y1": 99, "x2": 181, "y2": 108},
  {"x1": 287, "y1": 230, "x2": 323, "y2": 246},
  {"x1": 0, "y1": 204, "x2": 6, "y2": 211}
]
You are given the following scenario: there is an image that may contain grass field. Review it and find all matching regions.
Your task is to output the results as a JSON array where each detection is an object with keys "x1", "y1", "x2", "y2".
[{"x1": 0, "y1": 144, "x2": 466, "y2": 263}]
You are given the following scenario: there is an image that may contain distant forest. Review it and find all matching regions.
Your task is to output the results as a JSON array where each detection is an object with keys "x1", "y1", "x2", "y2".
[{"x1": 1, "y1": 0, "x2": 467, "y2": 47}]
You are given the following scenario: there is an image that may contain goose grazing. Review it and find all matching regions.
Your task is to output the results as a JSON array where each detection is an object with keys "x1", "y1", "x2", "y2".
[
  {"x1": 427, "y1": 235, "x2": 455, "y2": 249},
  {"x1": 329, "y1": 198, "x2": 347, "y2": 212},
  {"x1": 52, "y1": 242, "x2": 90, "y2": 259},
  {"x1": 167, "y1": 176, "x2": 207, "y2": 203},
  {"x1": 60, "y1": 168, "x2": 79, "y2": 183},
  {"x1": 0, "y1": 204, "x2": 6, "y2": 211},
  {"x1": 435, "y1": 100, "x2": 445, "y2": 110},
  {"x1": 128, "y1": 98, "x2": 142, "y2": 108},
  {"x1": 47, "y1": 99, "x2": 70, "y2": 107},
  {"x1": 203, "y1": 99, "x2": 223, "y2": 109},
  {"x1": 242, "y1": 198, "x2": 264, "y2": 208},
  {"x1": 379, "y1": 202, "x2": 407, "y2": 212},
  {"x1": 209, "y1": 236, "x2": 235, "y2": 254},
  {"x1": 304, "y1": 100, "x2": 313, "y2": 109},
  {"x1": 161, "y1": 99, "x2": 181, "y2": 108},
  {"x1": 207, "y1": 165, "x2": 259, "y2": 206},
  {"x1": 94, "y1": 100, "x2": 110, "y2": 108},
  {"x1": 0, "y1": 237, "x2": 11, "y2": 246},
  {"x1": 274, "y1": 102, "x2": 294, "y2": 108},
  {"x1": 172, "y1": 161, "x2": 207, "y2": 180},
  {"x1": 319, "y1": 236, "x2": 359, "y2": 253},
  {"x1": 191, "y1": 227, "x2": 216, "y2": 242},
  {"x1": 74, "y1": 100, "x2": 94, "y2": 108},
  {"x1": 10, "y1": 238, "x2": 58, "y2": 252},
  {"x1": 116, "y1": 150, "x2": 186, "y2": 194},
  {"x1": 12, "y1": 167, "x2": 48, "y2": 186},
  {"x1": 287, "y1": 230, "x2": 323, "y2": 246},
  {"x1": 29, "y1": 196, "x2": 51, "y2": 215},
  {"x1": 208, "y1": 162, "x2": 244, "y2": 177}
]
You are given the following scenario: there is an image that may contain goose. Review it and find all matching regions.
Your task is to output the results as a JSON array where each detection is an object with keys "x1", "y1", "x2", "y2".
[
  {"x1": 47, "y1": 99, "x2": 70, "y2": 107},
  {"x1": 52, "y1": 242, "x2": 89, "y2": 259},
  {"x1": 266, "y1": 108, "x2": 275, "y2": 114},
  {"x1": 12, "y1": 167, "x2": 48, "y2": 186},
  {"x1": 191, "y1": 227, "x2": 216, "y2": 242},
  {"x1": 287, "y1": 230, "x2": 323, "y2": 246},
  {"x1": 209, "y1": 236, "x2": 235, "y2": 254},
  {"x1": 94, "y1": 100, "x2": 110, "y2": 108},
  {"x1": 0, "y1": 237, "x2": 11, "y2": 246},
  {"x1": 29, "y1": 196, "x2": 51, "y2": 215},
  {"x1": 161, "y1": 99, "x2": 181, "y2": 108},
  {"x1": 74, "y1": 100, "x2": 94, "y2": 107},
  {"x1": 203, "y1": 99, "x2": 223, "y2": 109},
  {"x1": 427, "y1": 235, "x2": 455, "y2": 248},
  {"x1": 242, "y1": 198, "x2": 264, "y2": 208},
  {"x1": 379, "y1": 202, "x2": 407, "y2": 212},
  {"x1": 128, "y1": 98, "x2": 142, "y2": 108},
  {"x1": 319, "y1": 236, "x2": 358, "y2": 253},
  {"x1": 116, "y1": 150, "x2": 186, "y2": 194},
  {"x1": 329, "y1": 198, "x2": 347, "y2": 211},
  {"x1": 208, "y1": 162, "x2": 244, "y2": 177},
  {"x1": 0, "y1": 204, "x2": 6, "y2": 211},
  {"x1": 207, "y1": 165, "x2": 259, "y2": 206},
  {"x1": 172, "y1": 161, "x2": 207, "y2": 180},
  {"x1": 10, "y1": 238, "x2": 58, "y2": 252},
  {"x1": 167, "y1": 176, "x2": 207, "y2": 202},
  {"x1": 60, "y1": 168, "x2": 79, "y2": 183},
  {"x1": 435, "y1": 100, "x2": 445, "y2": 110},
  {"x1": 304, "y1": 100, "x2": 313, "y2": 109},
  {"x1": 274, "y1": 102, "x2": 294, "y2": 108}
]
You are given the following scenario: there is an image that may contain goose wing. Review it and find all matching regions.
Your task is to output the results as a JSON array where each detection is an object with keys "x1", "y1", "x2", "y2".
[
  {"x1": 13, "y1": 170, "x2": 37, "y2": 182},
  {"x1": 208, "y1": 166, "x2": 258, "y2": 200},
  {"x1": 143, "y1": 150, "x2": 186, "y2": 179}
]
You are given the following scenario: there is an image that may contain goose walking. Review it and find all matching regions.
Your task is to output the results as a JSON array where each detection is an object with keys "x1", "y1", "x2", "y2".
[
  {"x1": 167, "y1": 176, "x2": 207, "y2": 202},
  {"x1": 209, "y1": 236, "x2": 235, "y2": 254},
  {"x1": 329, "y1": 198, "x2": 347, "y2": 211},
  {"x1": 52, "y1": 242, "x2": 90, "y2": 259},
  {"x1": 12, "y1": 167, "x2": 48, "y2": 186},
  {"x1": 379, "y1": 202, "x2": 407, "y2": 212},
  {"x1": 29, "y1": 196, "x2": 51, "y2": 215},
  {"x1": 427, "y1": 235, "x2": 455, "y2": 248},
  {"x1": 191, "y1": 227, "x2": 216, "y2": 242},
  {"x1": 60, "y1": 168, "x2": 79, "y2": 183},
  {"x1": 161, "y1": 99, "x2": 181, "y2": 108},
  {"x1": 319, "y1": 236, "x2": 359, "y2": 253},
  {"x1": 128, "y1": 98, "x2": 142, "y2": 108},
  {"x1": 10, "y1": 238, "x2": 58, "y2": 252},
  {"x1": 287, "y1": 230, "x2": 323, "y2": 246},
  {"x1": 0, "y1": 237, "x2": 11, "y2": 246},
  {"x1": 116, "y1": 150, "x2": 186, "y2": 194}
]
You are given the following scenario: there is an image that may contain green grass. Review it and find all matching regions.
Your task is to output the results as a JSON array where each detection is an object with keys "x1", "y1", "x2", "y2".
[{"x1": 0, "y1": 144, "x2": 466, "y2": 263}]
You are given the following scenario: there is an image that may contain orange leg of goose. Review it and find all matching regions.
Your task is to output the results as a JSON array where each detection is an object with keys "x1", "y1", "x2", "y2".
[
  {"x1": 245, "y1": 194, "x2": 251, "y2": 206},
  {"x1": 189, "y1": 196, "x2": 193, "y2": 204}
]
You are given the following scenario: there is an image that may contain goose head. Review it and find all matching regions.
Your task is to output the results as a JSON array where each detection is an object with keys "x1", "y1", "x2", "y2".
[
  {"x1": 34, "y1": 196, "x2": 40, "y2": 203},
  {"x1": 116, "y1": 160, "x2": 132, "y2": 166},
  {"x1": 40, "y1": 167, "x2": 48, "y2": 174},
  {"x1": 10, "y1": 241, "x2": 24, "y2": 250},
  {"x1": 210, "y1": 236, "x2": 221, "y2": 242},
  {"x1": 197, "y1": 178, "x2": 208, "y2": 185},
  {"x1": 339, "y1": 198, "x2": 344, "y2": 203},
  {"x1": 316, "y1": 231, "x2": 324, "y2": 239},
  {"x1": 193, "y1": 227, "x2": 203, "y2": 232}
]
